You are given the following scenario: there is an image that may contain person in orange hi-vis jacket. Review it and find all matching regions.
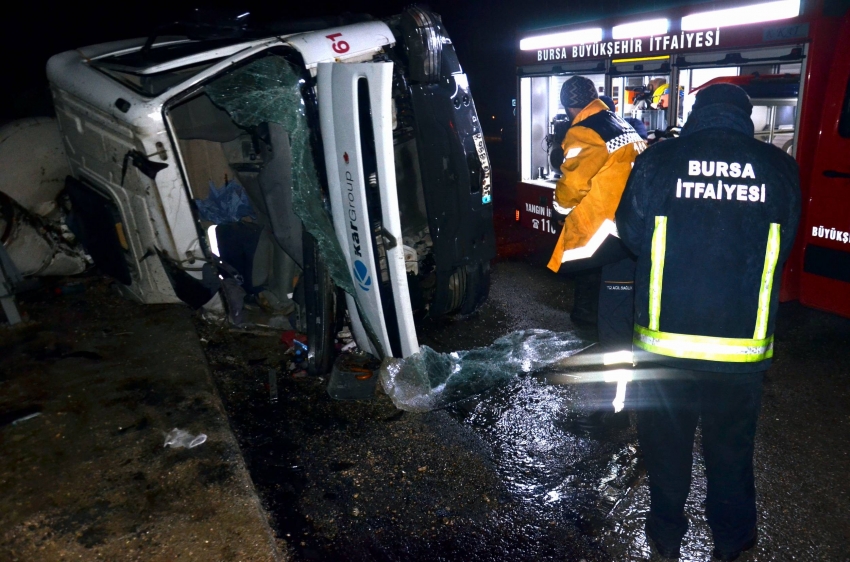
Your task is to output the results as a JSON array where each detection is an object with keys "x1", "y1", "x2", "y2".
[{"x1": 548, "y1": 76, "x2": 646, "y2": 352}]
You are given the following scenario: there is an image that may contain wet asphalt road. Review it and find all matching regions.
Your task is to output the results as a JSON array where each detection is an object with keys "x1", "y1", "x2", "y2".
[{"x1": 202, "y1": 217, "x2": 850, "y2": 561}]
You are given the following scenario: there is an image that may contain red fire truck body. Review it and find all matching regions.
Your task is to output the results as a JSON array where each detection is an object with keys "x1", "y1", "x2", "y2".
[{"x1": 514, "y1": 0, "x2": 850, "y2": 317}]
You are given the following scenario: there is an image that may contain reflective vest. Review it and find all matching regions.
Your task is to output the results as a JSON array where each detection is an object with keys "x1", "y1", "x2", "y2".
[
  {"x1": 651, "y1": 83, "x2": 670, "y2": 107},
  {"x1": 633, "y1": 216, "x2": 781, "y2": 363},
  {"x1": 547, "y1": 100, "x2": 645, "y2": 272}
]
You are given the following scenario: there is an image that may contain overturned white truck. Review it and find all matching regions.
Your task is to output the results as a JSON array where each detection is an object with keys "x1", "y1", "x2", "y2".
[{"x1": 46, "y1": 6, "x2": 495, "y2": 372}]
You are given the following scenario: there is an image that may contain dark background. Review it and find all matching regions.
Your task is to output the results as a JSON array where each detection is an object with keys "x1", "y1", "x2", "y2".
[{"x1": 1, "y1": 0, "x2": 715, "y2": 129}]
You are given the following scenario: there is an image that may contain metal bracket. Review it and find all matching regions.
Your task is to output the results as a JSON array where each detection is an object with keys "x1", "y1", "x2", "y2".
[
  {"x1": 120, "y1": 150, "x2": 169, "y2": 186},
  {"x1": 379, "y1": 226, "x2": 398, "y2": 250}
]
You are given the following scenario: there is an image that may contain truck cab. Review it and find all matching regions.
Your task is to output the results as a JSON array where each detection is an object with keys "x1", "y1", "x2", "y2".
[{"x1": 47, "y1": 6, "x2": 495, "y2": 370}]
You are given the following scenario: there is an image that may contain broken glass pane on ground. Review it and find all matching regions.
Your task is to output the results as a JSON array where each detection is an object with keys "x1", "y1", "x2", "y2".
[{"x1": 380, "y1": 329, "x2": 592, "y2": 412}]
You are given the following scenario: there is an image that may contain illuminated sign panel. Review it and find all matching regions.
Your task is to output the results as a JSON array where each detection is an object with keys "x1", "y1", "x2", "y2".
[
  {"x1": 612, "y1": 18, "x2": 669, "y2": 39},
  {"x1": 520, "y1": 0, "x2": 805, "y2": 65},
  {"x1": 520, "y1": 28, "x2": 603, "y2": 50},
  {"x1": 681, "y1": 0, "x2": 800, "y2": 31},
  {"x1": 533, "y1": 28, "x2": 721, "y2": 62}
]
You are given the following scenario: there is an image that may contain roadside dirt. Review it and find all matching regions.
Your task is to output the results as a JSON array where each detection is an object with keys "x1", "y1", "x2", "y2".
[{"x1": 0, "y1": 277, "x2": 284, "y2": 561}]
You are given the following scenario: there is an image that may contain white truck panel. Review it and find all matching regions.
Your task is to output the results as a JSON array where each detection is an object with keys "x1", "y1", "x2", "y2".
[
  {"x1": 318, "y1": 62, "x2": 419, "y2": 358},
  {"x1": 286, "y1": 21, "x2": 394, "y2": 71}
]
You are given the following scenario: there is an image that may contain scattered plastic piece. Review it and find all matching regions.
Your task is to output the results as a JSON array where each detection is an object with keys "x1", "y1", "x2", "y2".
[
  {"x1": 280, "y1": 330, "x2": 307, "y2": 348},
  {"x1": 194, "y1": 179, "x2": 257, "y2": 224},
  {"x1": 328, "y1": 353, "x2": 381, "y2": 400},
  {"x1": 163, "y1": 428, "x2": 207, "y2": 449},
  {"x1": 0, "y1": 405, "x2": 43, "y2": 428},
  {"x1": 54, "y1": 283, "x2": 85, "y2": 295},
  {"x1": 380, "y1": 329, "x2": 591, "y2": 412},
  {"x1": 11, "y1": 412, "x2": 41, "y2": 426}
]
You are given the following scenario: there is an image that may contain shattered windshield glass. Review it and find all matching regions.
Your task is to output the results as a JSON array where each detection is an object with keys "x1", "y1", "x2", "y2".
[{"x1": 205, "y1": 54, "x2": 355, "y2": 296}]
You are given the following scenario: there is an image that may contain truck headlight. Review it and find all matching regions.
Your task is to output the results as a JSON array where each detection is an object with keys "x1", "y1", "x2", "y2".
[{"x1": 400, "y1": 5, "x2": 443, "y2": 83}]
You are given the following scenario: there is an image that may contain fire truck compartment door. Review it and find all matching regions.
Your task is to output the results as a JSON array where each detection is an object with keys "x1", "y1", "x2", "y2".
[
  {"x1": 317, "y1": 61, "x2": 419, "y2": 358},
  {"x1": 800, "y1": 12, "x2": 850, "y2": 318}
]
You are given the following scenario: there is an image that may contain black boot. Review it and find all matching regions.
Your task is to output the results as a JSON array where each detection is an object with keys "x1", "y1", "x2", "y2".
[{"x1": 712, "y1": 531, "x2": 757, "y2": 561}]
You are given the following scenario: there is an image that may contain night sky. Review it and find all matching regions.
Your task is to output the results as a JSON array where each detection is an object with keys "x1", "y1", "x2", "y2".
[{"x1": 1, "y1": 0, "x2": 714, "y2": 127}]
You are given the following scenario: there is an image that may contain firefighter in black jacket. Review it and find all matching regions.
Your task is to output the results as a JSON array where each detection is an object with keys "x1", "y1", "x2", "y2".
[{"x1": 616, "y1": 84, "x2": 800, "y2": 561}]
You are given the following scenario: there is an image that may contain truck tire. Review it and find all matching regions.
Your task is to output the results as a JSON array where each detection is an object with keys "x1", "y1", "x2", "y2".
[{"x1": 460, "y1": 262, "x2": 490, "y2": 315}]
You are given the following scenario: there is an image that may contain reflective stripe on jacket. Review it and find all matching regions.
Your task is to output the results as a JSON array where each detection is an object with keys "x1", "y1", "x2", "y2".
[
  {"x1": 547, "y1": 99, "x2": 645, "y2": 272},
  {"x1": 634, "y1": 217, "x2": 780, "y2": 363}
]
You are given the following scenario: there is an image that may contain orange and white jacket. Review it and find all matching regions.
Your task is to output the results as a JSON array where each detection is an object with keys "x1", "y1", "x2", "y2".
[{"x1": 547, "y1": 99, "x2": 646, "y2": 272}]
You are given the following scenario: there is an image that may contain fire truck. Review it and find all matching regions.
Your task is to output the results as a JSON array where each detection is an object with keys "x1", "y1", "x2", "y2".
[{"x1": 514, "y1": 0, "x2": 850, "y2": 318}]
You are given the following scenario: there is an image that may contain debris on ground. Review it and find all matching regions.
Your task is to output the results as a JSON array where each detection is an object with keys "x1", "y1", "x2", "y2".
[
  {"x1": 163, "y1": 428, "x2": 208, "y2": 449},
  {"x1": 327, "y1": 353, "x2": 381, "y2": 401},
  {"x1": 0, "y1": 405, "x2": 43, "y2": 428},
  {"x1": 0, "y1": 279, "x2": 284, "y2": 561}
]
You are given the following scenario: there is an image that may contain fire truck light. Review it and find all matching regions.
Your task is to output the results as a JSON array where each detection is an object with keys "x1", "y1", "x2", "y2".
[
  {"x1": 520, "y1": 28, "x2": 603, "y2": 50},
  {"x1": 612, "y1": 55, "x2": 670, "y2": 64},
  {"x1": 681, "y1": 0, "x2": 800, "y2": 30},
  {"x1": 612, "y1": 18, "x2": 669, "y2": 39},
  {"x1": 515, "y1": 210, "x2": 520, "y2": 221}
]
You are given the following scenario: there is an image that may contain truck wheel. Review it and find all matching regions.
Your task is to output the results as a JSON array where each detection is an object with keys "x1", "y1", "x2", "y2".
[{"x1": 460, "y1": 262, "x2": 490, "y2": 315}]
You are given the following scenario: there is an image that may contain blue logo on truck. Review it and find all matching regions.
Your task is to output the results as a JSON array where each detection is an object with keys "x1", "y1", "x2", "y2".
[{"x1": 353, "y1": 260, "x2": 372, "y2": 292}]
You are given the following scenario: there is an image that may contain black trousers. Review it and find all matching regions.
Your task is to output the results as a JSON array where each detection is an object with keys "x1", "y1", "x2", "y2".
[
  {"x1": 635, "y1": 369, "x2": 763, "y2": 553},
  {"x1": 560, "y1": 237, "x2": 635, "y2": 418},
  {"x1": 597, "y1": 254, "x2": 636, "y2": 349},
  {"x1": 570, "y1": 269, "x2": 600, "y2": 323},
  {"x1": 557, "y1": 235, "x2": 636, "y2": 348}
]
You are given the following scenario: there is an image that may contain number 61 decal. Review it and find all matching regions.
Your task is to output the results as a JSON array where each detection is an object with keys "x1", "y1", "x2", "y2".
[{"x1": 326, "y1": 33, "x2": 350, "y2": 54}]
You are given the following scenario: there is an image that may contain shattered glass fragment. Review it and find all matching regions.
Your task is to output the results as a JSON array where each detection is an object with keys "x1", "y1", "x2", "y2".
[
  {"x1": 205, "y1": 55, "x2": 354, "y2": 295},
  {"x1": 380, "y1": 329, "x2": 592, "y2": 412}
]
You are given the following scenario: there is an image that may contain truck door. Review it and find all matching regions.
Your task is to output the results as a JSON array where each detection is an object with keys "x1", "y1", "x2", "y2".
[{"x1": 800, "y1": 13, "x2": 850, "y2": 317}]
